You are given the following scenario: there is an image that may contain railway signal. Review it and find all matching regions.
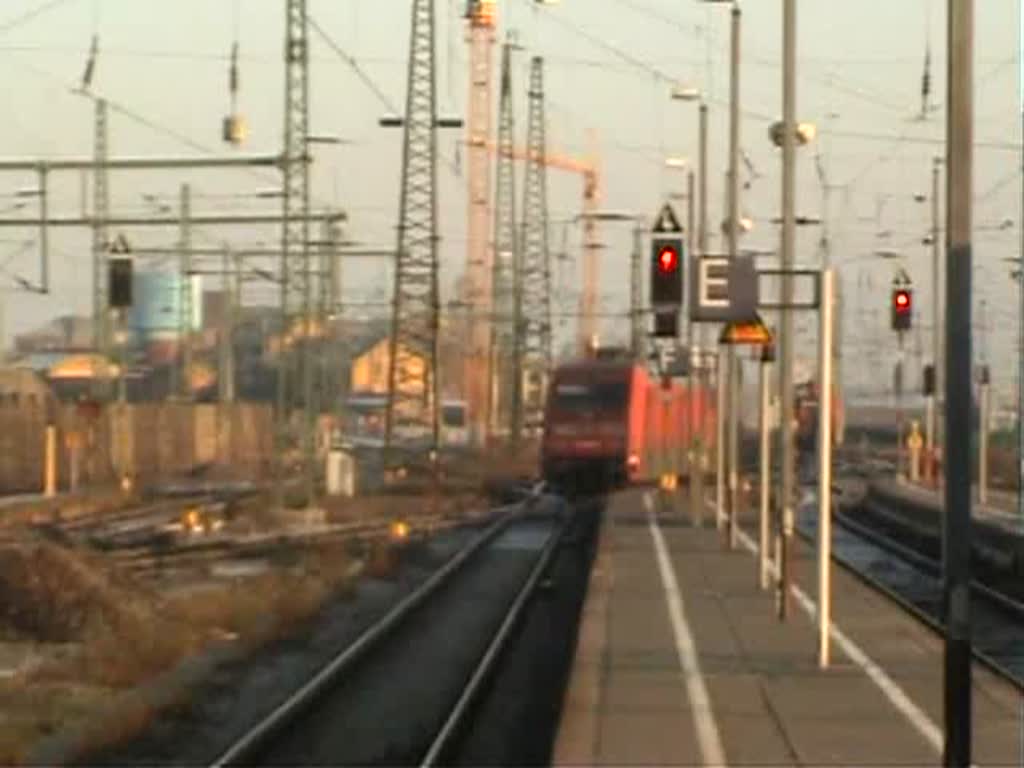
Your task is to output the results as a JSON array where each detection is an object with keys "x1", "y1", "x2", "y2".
[
  {"x1": 650, "y1": 201, "x2": 685, "y2": 339},
  {"x1": 651, "y1": 237, "x2": 684, "y2": 307},
  {"x1": 923, "y1": 364, "x2": 935, "y2": 396},
  {"x1": 891, "y1": 287, "x2": 912, "y2": 331}
]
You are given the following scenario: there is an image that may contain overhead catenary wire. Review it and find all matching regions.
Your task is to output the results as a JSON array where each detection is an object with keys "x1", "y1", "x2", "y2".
[
  {"x1": 307, "y1": 13, "x2": 461, "y2": 177},
  {"x1": 0, "y1": 0, "x2": 77, "y2": 37},
  {"x1": 4, "y1": 54, "x2": 343, "y2": 211}
]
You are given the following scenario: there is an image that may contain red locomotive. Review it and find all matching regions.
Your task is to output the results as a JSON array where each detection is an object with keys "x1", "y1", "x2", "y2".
[{"x1": 541, "y1": 355, "x2": 717, "y2": 488}]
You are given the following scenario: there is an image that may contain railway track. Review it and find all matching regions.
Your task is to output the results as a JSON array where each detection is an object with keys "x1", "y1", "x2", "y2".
[
  {"x1": 795, "y1": 497, "x2": 1024, "y2": 690},
  {"x1": 109, "y1": 509, "x2": 499, "y2": 578},
  {"x1": 203, "y1": 496, "x2": 567, "y2": 766}
]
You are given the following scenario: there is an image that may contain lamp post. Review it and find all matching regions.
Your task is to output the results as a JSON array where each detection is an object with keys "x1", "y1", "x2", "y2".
[
  {"x1": 695, "y1": 0, "x2": 741, "y2": 545},
  {"x1": 771, "y1": 0, "x2": 811, "y2": 613},
  {"x1": 669, "y1": 87, "x2": 707, "y2": 518}
]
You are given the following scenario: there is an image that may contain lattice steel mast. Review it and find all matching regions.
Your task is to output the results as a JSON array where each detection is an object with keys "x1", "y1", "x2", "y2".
[
  {"x1": 277, "y1": 0, "x2": 314, "y2": 504},
  {"x1": 384, "y1": 0, "x2": 443, "y2": 466},
  {"x1": 514, "y1": 56, "x2": 552, "y2": 439},
  {"x1": 490, "y1": 35, "x2": 518, "y2": 441},
  {"x1": 463, "y1": 0, "x2": 495, "y2": 447},
  {"x1": 91, "y1": 98, "x2": 109, "y2": 359},
  {"x1": 178, "y1": 183, "x2": 192, "y2": 399}
]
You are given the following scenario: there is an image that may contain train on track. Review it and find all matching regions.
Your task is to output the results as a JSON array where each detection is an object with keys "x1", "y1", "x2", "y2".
[{"x1": 540, "y1": 355, "x2": 717, "y2": 488}]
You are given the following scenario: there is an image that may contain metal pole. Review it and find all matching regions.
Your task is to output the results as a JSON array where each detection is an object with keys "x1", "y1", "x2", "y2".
[
  {"x1": 1019, "y1": 63, "x2": 1024, "y2": 532},
  {"x1": 221, "y1": 246, "x2": 236, "y2": 404},
  {"x1": 926, "y1": 392, "x2": 936, "y2": 482},
  {"x1": 117, "y1": 310, "x2": 127, "y2": 405},
  {"x1": 698, "y1": 103, "x2": 708, "y2": 258},
  {"x1": 777, "y1": 0, "x2": 797, "y2": 621},
  {"x1": 0, "y1": 212, "x2": 339, "y2": 228},
  {"x1": 979, "y1": 374, "x2": 989, "y2": 505},
  {"x1": 92, "y1": 99, "x2": 109, "y2": 362},
  {"x1": 759, "y1": 353, "x2": 772, "y2": 588},
  {"x1": 930, "y1": 157, "x2": 942, "y2": 484},
  {"x1": 179, "y1": 183, "x2": 193, "y2": 400},
  {"x1": 696, "y1": 101, "x2": 709, "y2": 514},
  {"x1": 716, "y1": 348, "x2": 727, "y2": 532},
  {"x1": 817, "y1": 267, "x2": 834, "y2": 668},
  {"x1": 1015, "y1": 6, "x2": 1024, "y2": 536},
  {"x1": 688, "y1": 171, "x2": 696, "y2": 501},
  {"x1": 686, "y1": 169, "x2": 697, "y2": 513},
  {"x1": 44, "y1": 424, "x2": 57, "y2": 498},
  {"x1": 728, "y1": 352, "x2": 740, "y2": 549},
  {"x1": 686, "y1": 169, "x2": 696, "y2": 342},
  {"x1": 0, "y1": 154, "x2": 288, "y2": 172},
  {"x1": 943, "y1": 0, "x2": 974, "y2": 762},
  {"x1": 726, "y1": 1, "x2": 741, "y2": 551},
  {"x1": 898, "y1": 335, "x2": 906, "y2": 479},
  {"x1": 630, "y1": 224, "x2": 643, "y2": 358},
  {"x1": 38, "y1": 165, "x2": 49, "y2": 293}
]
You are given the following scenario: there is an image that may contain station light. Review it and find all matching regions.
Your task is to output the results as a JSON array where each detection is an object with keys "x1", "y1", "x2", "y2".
[{"x1": 891, "y1": 288, "x2": 912, "y2": 331}]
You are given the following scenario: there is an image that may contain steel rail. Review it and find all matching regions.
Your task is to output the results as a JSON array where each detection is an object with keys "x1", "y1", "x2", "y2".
[
  {"x1": 419, "y1": 515, "x2": 565, "y2": 766},
  {"x1": 207, "y1": 501, "x2": 527, "y2": 767},
  {"x1": 833, "y1": 506, "x2": 1024, "y2": 623},
  {"x1": 795, "y1": 501, "x2": 1024, "y2": 692}
]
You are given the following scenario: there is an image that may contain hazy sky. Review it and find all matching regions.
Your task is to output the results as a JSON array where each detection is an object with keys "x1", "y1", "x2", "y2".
[{"x1": 0, "y1": 0, "x2": 1019, "y2": 402}]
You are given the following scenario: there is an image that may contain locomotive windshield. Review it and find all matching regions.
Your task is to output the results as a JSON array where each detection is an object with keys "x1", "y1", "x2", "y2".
[
  {"x1": 551, "y1": 378, "x2": 629, "y2": 412},
  {"x1": 442, "y1": 403, "x2": 467, "y2": 427}
]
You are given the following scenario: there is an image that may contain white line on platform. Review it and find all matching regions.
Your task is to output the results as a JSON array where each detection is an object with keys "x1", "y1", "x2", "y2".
[
  {"x1": 646, "y1": 491, "x2": 728, "y2": 767},
  {"x1": 705, "y1": 499, "x2": 943, "y2": 755}
]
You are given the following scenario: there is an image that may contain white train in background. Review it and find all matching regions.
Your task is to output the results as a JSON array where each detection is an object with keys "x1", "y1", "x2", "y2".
[{"x1": 341, "y1": 394, "x2": 470, "y2": 449}]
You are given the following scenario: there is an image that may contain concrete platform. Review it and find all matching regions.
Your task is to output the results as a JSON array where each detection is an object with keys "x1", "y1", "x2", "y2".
[
  {"x1": 878, "y1": 476, "x2": 1023, "y2": 532},
  {"x1": 553, "y1": 488, "x2": 1023, "y2": 766}
]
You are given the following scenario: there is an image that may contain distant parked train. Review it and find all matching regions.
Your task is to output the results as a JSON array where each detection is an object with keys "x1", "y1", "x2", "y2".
[{"x1": 540, "y1": 356, "x2": 717, "y2": 488}]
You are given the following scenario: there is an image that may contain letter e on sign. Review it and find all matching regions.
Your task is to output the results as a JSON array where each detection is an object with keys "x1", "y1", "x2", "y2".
[{"x1": 700, "y1": 258, "x2": 730, "y2": 308}]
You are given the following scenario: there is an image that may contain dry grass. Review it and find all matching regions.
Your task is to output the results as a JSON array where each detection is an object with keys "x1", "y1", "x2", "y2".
[
  {"x1": 0, "y1": 477, "x2": 500, "y2": 763},
  {"x1": 0, "y1": 680, "x2": 116, "y2": 765},
  {"x1": 0, "y1": 540, "x2": 154, "y2": 643},
  {"x1": 0, "y1": 536, "x2": 363, "y2": 765}
]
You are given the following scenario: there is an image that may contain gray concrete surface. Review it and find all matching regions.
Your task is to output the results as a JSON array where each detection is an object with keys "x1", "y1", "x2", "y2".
[{"x1": 554, "y1": 487, "x2": 1024, "y2": 766}]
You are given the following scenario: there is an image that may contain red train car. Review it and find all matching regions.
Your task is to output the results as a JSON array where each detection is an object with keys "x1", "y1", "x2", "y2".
[{"x1": 540, "y1": 357, "x2": 717, "y2": 489}]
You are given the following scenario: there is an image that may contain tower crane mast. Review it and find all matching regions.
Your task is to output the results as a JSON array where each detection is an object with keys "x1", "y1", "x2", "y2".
[{"x1": 463, "y1": 0, "x2": 496, "y2": 446}]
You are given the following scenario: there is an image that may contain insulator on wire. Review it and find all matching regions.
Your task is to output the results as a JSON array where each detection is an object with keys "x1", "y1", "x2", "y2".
[
  {"x1": 223, "y1": 41, "x2": 246, "y2": 145},
  {"x1": 229, "y1": 42, "x2": 239, "y2": 100},
  {"x1": 81, "y1": 34, "x2": 99, "y2": 91}
]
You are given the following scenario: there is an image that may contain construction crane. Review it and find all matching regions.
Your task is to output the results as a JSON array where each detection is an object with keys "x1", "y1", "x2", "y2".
[
  {"x1": 480, "y1": 139, "x2": 601, "y2": 353},
  {"x1": 462, "y1": 0, "x2": 497, "y2": 447}
]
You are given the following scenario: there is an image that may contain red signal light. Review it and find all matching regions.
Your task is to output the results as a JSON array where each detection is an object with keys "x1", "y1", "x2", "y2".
[
  {"x1": 657, "y1": 245, "x2": 679, "y2": 274},
  {"x1": 891, "y1": 287, "x2": 913, "y2": 331}
]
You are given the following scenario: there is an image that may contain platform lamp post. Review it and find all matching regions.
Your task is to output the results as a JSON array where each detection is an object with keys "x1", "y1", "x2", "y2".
[
  {"x1": 696, "y1": 0, "x2": 742, "y2": 548},
  {"x1": 943, "y1": 0, "x2": 974, "y2": 762},
  {"x1": 664, "y1": 154, "x2": 704, "y2": 518},
  {"x1": 670, "y1": 88, "x2": 708, "y2": 514}
]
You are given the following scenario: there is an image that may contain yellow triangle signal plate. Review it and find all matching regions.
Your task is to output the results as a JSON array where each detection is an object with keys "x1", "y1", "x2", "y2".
[{"x1": 719, "y1": 314, "x2": 774, "y2": 346}]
